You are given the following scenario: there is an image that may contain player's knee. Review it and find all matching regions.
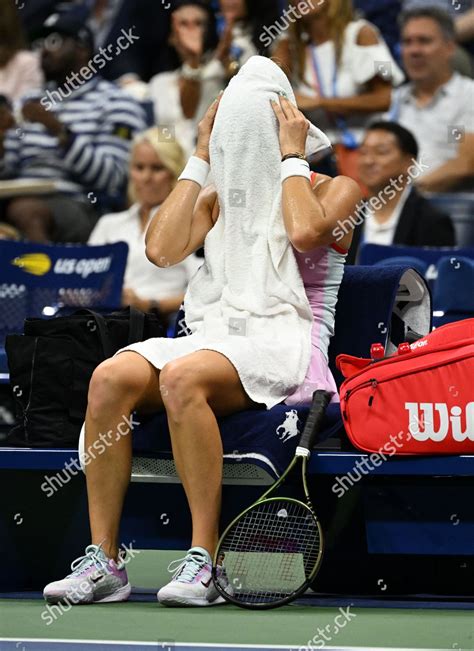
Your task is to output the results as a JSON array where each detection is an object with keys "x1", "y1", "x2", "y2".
[
  {"x1": 88, "y1": 358, "x2": 140, "y2": 418},
  {"x1": 160, "y1": 359, "x2": 206, "y2": 416}
]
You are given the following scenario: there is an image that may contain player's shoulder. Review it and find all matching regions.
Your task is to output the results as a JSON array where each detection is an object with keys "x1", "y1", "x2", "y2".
[{"x1": 312, "y1": 173, "x2": 363, "y2": 203}]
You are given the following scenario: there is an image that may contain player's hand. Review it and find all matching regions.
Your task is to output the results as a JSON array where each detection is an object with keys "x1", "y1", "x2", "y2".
[
  {"x1": 271, "y1": 95, "x2": 309, "y2": 158},
  {"x1": 195, "y1": 93, "x2": 223, "y2": 163}
]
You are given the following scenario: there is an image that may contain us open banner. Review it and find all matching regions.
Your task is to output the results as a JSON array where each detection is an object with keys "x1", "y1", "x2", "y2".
[{"x1": 0, "y1": 240, "x2": 129, "y2": 343}]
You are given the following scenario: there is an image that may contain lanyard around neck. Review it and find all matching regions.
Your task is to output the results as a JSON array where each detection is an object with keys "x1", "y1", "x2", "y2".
[
  {"x1": 309, "y1": 44, "x2": 337, "y2": 98},
  {"x1": 308, "y1": 44, "x2": 358, "y2": 149}
]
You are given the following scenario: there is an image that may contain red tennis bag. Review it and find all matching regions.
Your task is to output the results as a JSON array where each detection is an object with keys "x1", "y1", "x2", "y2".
[{"x1": 337, "y1": 319, "x2": 474, "y2": 454}]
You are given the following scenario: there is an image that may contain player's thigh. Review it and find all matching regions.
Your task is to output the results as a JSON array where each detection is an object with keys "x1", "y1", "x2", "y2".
[{"x1": 162, "y1": 350, "x2": 263, "y2": 417}]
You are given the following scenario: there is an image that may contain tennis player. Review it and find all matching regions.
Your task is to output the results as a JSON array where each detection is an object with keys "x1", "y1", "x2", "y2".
[{"x1": 43, "y1": 57, "x2": 360, "y2": 607}]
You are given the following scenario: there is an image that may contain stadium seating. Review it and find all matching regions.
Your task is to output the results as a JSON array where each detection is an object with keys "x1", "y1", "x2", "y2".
[
  {"x1": 359, "y1": 242, "x2": 474, "y2": 271},
  {"x1": 374, "y1": 256, "x2": 429, "y2": 276},
  {"x1": 359, "y1": 242, "x2": 474, "y2": 295}
]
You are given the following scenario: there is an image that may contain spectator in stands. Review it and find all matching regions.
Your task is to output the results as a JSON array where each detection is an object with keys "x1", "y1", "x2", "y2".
[
  {"x1": 0, "y1": 12, "x2": 146, "y2": 244},
  {"x1": 347, "y1": 121, "x2": 455, "y2": 264},
  {"x1": 149, "y1": 0, "x2": 221, "y2": 158},
  {"x1": 84, "y1": 0, "x2": 172, "y2": 84},
  {"x1": 0, "y1": 0, "x2": 43, "y2": 102},
  {"x1": 215, "y1": 0, "x2": 281, "y2": 74},
  {"x1": 403, "y1": 1, "x2": 474, "y2": 77},
  {"x1": 150, "y1": 0, "x2": 281, "y2": 158},
  {"x1": 273, "y1": 0, "x2": 404, "y2": 177},
  {"x1": 89, "y1": 127, "x2": 201, "y2": 324},
  {"x1": 388, "y1": 7, "x2": 474, "y2": 192}
]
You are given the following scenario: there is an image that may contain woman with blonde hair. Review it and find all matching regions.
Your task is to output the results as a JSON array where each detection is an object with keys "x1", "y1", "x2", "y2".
[
  {"x1": 89, "y1": 126, "x2": 201, "y2": 323},
  {"x1": 274, "y1": 0, "x2": 404, "y2": 178}
]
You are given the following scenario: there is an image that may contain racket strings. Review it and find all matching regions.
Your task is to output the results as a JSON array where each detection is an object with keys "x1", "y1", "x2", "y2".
[{"x1": 217, "y1": 499, "x2": 321, "y2": 605}]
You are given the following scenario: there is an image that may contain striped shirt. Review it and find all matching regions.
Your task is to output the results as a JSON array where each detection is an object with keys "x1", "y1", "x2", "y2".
[{"x1": 1, "y1": 77, "x2": 146, "y2": 199}]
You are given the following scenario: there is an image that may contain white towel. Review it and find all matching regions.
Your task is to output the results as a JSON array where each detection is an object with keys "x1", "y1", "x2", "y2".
[{"x1": 119, "y1": 55, "x2": 332, "y2": 409}]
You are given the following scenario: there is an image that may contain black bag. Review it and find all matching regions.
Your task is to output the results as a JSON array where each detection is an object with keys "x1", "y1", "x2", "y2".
[{"x1": 5, "y1": 307, "x2": 165, "y2": 448}]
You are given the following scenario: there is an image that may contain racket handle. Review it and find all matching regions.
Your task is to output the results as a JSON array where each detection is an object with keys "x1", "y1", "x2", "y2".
[{"x1": 298, "y1": 390, "x2": 331, "y2": 454}]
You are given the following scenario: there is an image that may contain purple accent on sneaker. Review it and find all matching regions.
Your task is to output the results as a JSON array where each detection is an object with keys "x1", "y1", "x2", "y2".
[{"x1": 107, "y1": 559, "x2": 128, "y2": 583}]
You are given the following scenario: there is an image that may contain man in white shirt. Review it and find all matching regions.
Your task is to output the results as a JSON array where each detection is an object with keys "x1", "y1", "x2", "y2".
[
  {"x1": 347, "y1": 121, "x2": 455, "y2": 264},
  {"x1": 388, "y1": 6, "x2": 474, "y2": 192}
]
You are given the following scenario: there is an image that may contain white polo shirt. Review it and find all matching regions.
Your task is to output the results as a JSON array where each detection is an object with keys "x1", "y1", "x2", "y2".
[
  {"x1": 88, "y1": 203, "x2": 202, "y2": 300},
  {"x1": 364, "y1": 186, "x2": 412, "y2": 246},
  {"x1": 388, "y1": 73, "x2": 474, "y2": 175}
]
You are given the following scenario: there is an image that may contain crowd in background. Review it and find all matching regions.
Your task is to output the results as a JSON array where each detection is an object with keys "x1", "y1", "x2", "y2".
[{"x1": 0, "y1": 0, "x2": 473, "y2": 314}]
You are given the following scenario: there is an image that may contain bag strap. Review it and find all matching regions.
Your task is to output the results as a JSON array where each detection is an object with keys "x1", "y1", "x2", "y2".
[
  {"x1": 85, "y1": 310, "x2": 114, "y2": 359},
  {"x1": 127, "y1": 306, "x2": 145, "y2": 345}
]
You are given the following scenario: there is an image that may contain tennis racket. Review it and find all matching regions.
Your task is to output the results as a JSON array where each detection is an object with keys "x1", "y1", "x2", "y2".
[{"x1": 212, "y1": 389, "x2": 331, "y2": 609}]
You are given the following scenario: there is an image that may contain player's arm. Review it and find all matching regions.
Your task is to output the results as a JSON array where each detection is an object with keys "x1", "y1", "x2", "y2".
[
  {"x1": 271, "y1": 96, "x2": 362, "y2": 252},
  {"x1": 146, "y1": 96, "x2": 221, "y2": 267},
  {"x1": 146, "y1": 180, "x2": 217, "y2": 267}
]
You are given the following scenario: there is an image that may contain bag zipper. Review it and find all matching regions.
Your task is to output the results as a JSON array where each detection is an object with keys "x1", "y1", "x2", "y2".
[
  {"x1": 23, "y1": 336, "x2": 38, "y2": 445},
  {"x1": 345, "y1": 348, "x2": 473, "y2": 409},
  {"x1": 343, "y1": 337, "x2": 474, "y2": 386},
  {"x1": 368, "y1": 379, "x2": 378, "y2": 406}
]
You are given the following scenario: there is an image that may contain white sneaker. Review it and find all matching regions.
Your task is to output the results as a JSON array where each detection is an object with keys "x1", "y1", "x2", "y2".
[
  {"x1": 157, "y1": 547, "x2": 231, "y2": 607},
  {"x1": 43, "y1": 544, "x2": 131, "y2": 605}
]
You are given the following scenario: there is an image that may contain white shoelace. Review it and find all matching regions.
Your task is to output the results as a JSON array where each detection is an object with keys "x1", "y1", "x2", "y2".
[
  {"x1": 69, "y1": 544, "x2": 110, "y2": 577},
  {"x1": 167, "y1": 552, "x2": 207, "y2": 583}
]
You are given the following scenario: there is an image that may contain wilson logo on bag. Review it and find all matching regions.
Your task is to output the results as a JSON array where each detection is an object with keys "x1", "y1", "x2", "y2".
[
  {"x1": 337, "y1": 319, "x2": 474, "y2": 455},
  {"x1": 405, "y1": 402, "x2": 473, "y2": 442}
]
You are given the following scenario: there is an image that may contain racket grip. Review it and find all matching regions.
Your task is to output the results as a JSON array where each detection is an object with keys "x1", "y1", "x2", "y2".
[{"x1": 298, "y1": 390, "x2": 331, "y2": 452}]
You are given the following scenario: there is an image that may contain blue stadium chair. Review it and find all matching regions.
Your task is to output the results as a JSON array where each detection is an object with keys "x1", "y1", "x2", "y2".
[
  {"x1": 359, "y1": 242, "x2": 474, "y2": 268},
  {"x1": 433, "y1": 256, "x2": 474, "y2": 326},
  {"x1": 374, "y1": 256, "x2": 429, "y2": 276},
  {"x1": 0, "y1": 240, "x2": 128, "y2": 383},
  {"x1": 358, "y1": 242, "x2": 474, "y2": 291}
]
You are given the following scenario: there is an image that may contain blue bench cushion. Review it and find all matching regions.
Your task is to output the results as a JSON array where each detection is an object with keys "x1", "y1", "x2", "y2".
[{"x1": 133, "y1": 402, "x2": 344, "y2": 478}]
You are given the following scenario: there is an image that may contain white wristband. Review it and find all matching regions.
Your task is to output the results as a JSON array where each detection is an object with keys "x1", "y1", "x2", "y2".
[
  {"x1": 281, "y1": 158, "x2": 311, "y2": 183},
  {"x1": 178, "y1": 156, "x2": 210, "y2": 187}
]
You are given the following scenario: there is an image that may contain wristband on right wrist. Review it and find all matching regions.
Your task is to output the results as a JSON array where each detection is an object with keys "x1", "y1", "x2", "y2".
[
  {"x1": 281, "y1": 157, "x2": 311, "y2": 183},
  {"x1": 178, "y1": 156, "x2": 210, "y2": 187}
]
